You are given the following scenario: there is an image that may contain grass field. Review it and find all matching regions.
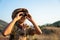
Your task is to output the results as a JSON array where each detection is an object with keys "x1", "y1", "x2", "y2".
[{"x1": 0, "y1": 26, "x2": 60, "y2": 40}]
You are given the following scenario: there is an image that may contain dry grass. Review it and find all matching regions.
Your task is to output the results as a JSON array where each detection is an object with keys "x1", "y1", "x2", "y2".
[
  {"x1": 0, "y1": 26, "x2": 60, "y2": 40},
  {"x1": 27, "y1": 26, "x2": 60, "y2": 40}
]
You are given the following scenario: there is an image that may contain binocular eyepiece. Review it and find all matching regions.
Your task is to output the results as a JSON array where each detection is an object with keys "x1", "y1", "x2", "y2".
[{"x1": 19, "y1": 13, "x2": 27, "y2": 17}]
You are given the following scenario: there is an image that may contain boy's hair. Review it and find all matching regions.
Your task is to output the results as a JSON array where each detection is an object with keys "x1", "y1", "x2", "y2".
[{"x1": 12, "y1": 8, "x2": 28, "y2": 19}]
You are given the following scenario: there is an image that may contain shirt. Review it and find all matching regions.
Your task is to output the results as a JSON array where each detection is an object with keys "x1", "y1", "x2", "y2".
[{"x1": 9, "y1": 24, "x2": 36, "y2": 40}]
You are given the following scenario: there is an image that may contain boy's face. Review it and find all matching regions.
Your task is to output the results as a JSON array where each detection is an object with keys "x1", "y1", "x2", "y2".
[{"x1": 17, "y1": 12, "x2": 26, "y2": 24}]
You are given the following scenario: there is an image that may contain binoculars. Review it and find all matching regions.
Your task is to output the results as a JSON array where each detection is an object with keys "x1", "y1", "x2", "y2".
[{"x1": 19, "y1": 13, "x2": 27, "y2": 17}]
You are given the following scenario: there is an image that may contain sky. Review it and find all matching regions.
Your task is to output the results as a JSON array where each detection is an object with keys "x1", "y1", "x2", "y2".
[{"x1": 0, "y1": 0, "x2": 60, "y2": 25}]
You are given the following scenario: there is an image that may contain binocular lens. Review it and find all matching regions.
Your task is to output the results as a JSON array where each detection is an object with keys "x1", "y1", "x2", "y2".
[{"x1": 19, "y1": 13, "x2": 27, "y2": 17}]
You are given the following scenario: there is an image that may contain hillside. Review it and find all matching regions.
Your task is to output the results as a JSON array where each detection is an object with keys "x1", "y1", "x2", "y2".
[
  {"x1": 28, "y1": 26, "x2": 60, "y2": 40},
  {"x1": 0, "y1": 20, "x2": 8, "y2": 31},
  {"x1": 0, "y1": 20, "x2": 60, "y2": 40}
]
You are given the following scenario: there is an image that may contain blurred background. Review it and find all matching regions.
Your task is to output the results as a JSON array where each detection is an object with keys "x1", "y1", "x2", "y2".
[
  {"x1": 0, "y1": 0, "x2": 60, "y2": 25},
  {"x1": 0, "y1": 0, "x2": 60, "y2": 40}
]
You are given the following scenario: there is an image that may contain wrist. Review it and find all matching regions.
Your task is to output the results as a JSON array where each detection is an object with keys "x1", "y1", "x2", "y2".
[
  {"x1": 13, "y1": 18, "x2": 18, "y2": 22},
  {"x1": 30, "y1": 19, "x2": 36, "y2": 25},
  {"x1": 29, "y1": 18, "x2": 34, "y2": 22}
]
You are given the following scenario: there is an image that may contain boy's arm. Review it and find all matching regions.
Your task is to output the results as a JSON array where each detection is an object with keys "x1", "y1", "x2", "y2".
[
  {"x1": 2, "y1": 13, "x2": 22, "y2": 36},
  {"x1": 30, "y1": 19, "x2": 42, "y2": 34},
  {"x1": 2, "y1": 18, "x2": 17, "y2": 36},
  {"x1": 26, "y1": 14, "x2": 42, "y2": 34}
]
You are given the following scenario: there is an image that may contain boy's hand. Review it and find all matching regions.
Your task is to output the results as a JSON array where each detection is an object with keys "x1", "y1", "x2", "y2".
[
  {"x1": 26, "y1": 13, "x2": 33, "y2": 22},
  {"x1": 14, "y1": 12, "x2": 23, "y2": 21}
]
